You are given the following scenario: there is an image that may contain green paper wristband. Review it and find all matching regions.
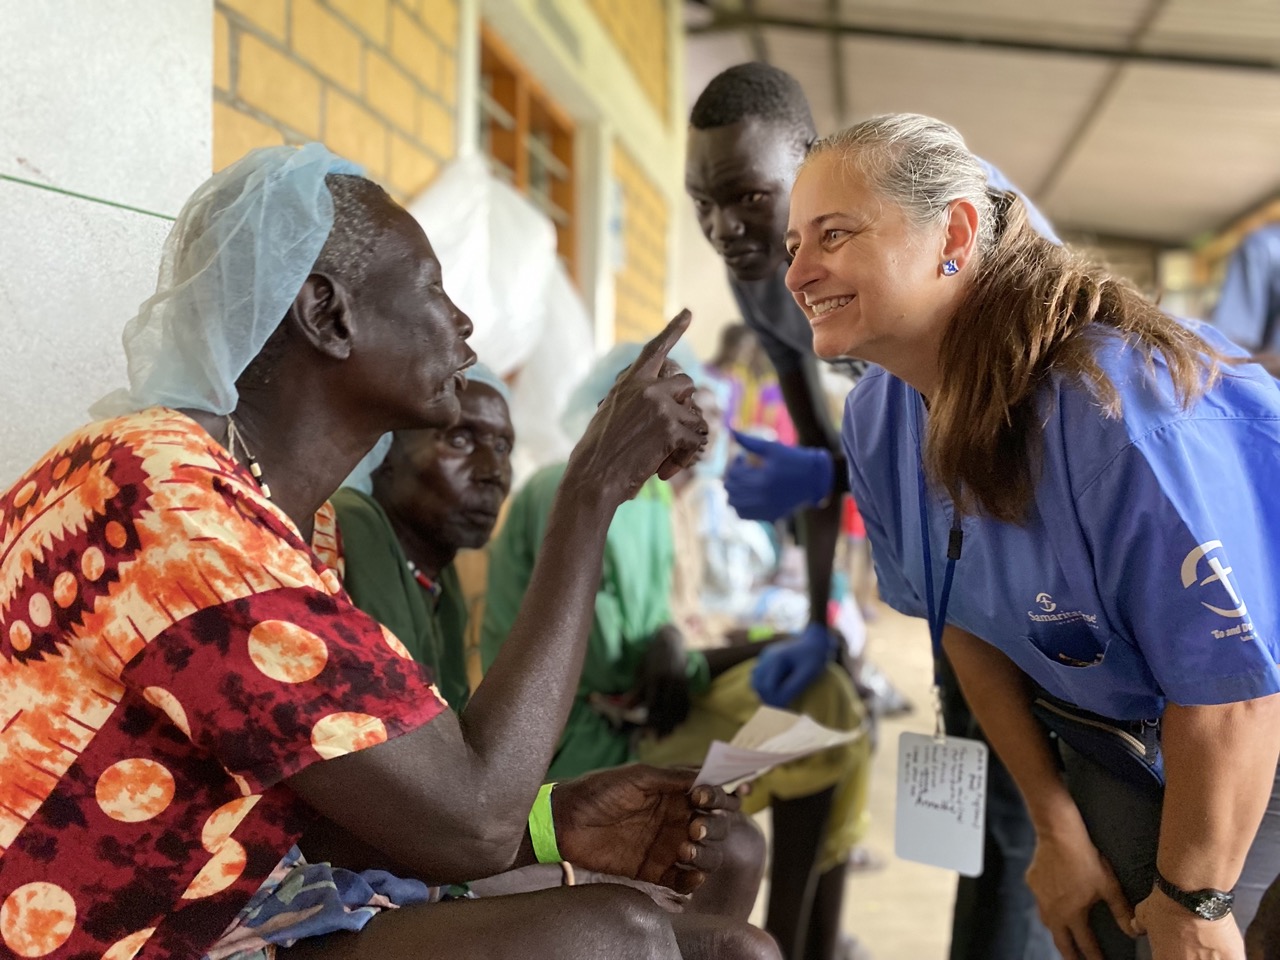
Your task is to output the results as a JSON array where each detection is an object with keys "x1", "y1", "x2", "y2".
[{"x1": 529, "y1": 782, "x2": 562, "y2": 864}]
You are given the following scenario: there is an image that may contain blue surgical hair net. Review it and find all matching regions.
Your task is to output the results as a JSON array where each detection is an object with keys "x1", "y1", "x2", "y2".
[
  {"x1": 560, "y1": 340, "x2": 705, "y2": 442},
  {"x1": 464, "y1": 361, "x2": 512, "y2": 405},
  {"x1": 91, "y1": 143, "x2": 363, "y2": 418}
]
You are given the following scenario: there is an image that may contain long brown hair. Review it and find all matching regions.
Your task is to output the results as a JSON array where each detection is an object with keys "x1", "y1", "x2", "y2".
[{"x1": 808, "y1": 115, "x2": 1225, "y2": 523}]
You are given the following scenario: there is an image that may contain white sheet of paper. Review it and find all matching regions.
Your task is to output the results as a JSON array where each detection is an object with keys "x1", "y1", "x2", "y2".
[
  {"x1": 894, "y1": 732, "x2": 988, "y2": 878},
  {"x1": 693, "y1": 706, "x2": 862, "y2": 788}
]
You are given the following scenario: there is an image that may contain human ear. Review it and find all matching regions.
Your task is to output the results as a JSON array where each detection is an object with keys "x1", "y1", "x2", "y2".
[
  {"x1": 286, "y1": 273, "x2": 354, "y2": 360},
  {"x1": 940, "y1": 199, "x2": 980, "y2": 274}
]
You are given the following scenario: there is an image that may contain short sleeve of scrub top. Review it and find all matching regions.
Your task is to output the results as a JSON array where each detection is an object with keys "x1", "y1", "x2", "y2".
[
  {"x1": 1073, "y1": 374, "x2": 1280, "y2": 707},
  {"x1": 1210, "y1": 223, "x2": 1280, "y2": 354}
]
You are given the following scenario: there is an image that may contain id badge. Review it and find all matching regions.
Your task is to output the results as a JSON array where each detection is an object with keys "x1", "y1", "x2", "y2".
[{"x1": 894, "y1": 731, "x2": 988, "y2": 877}]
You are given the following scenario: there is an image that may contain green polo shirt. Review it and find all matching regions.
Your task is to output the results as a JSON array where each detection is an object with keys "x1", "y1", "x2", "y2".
[{"x1": 331, "y1": 487, "x2": 471, "y2": 711}]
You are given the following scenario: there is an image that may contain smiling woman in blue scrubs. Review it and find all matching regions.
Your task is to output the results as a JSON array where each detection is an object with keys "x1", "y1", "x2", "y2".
[{"x1": 781, "y1": 113, "x2": 1280, "y2": 960}]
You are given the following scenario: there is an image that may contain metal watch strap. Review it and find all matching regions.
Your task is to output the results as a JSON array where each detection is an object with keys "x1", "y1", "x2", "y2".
[{"x1": 1154, "y1": 869, "x2": 1234, "y2": 920}]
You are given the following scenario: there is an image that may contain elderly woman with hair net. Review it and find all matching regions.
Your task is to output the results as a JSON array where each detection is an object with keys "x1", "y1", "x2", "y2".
[
  {"x1": 481, "y1": 345, "x2": 872, "y2": 952},
  {"x1": 0, "y1": 144, "x2": 786, "y2": 960}
]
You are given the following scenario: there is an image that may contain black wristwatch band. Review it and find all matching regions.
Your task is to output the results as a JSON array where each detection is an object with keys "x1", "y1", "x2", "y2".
[{"x1": 1154, "y1": 869, "x2": 1234, "y2": 921}]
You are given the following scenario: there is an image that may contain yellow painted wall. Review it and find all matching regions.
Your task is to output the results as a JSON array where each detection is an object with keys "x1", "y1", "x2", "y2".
[
  {"x1": 482, "y1": 0, "x2": 683, "y2": 347},
  {"x1": 214, "y1": 0, "x2": 460, "y2": 201},
  {"x1": 612, "y1": 143, "x2": 669, "y2": 341},
  {"x1": 584, "y1": 0, "x2": 668, "y2": 118}
]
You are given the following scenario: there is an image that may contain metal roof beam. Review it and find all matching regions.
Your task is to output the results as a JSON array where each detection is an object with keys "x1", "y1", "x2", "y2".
[
  {"x1": 688, "y1": 12, "x2": 1280, "y2": 74},
  {"x1": 1035, "y1": 0, "x2": 1169, "y2": 200},
  {"x1": 742, "y1": 0, "x2": 769, "y2": 62},
  {"x1": 827, "y1": 0, "x2": 847, "y2": 127}
]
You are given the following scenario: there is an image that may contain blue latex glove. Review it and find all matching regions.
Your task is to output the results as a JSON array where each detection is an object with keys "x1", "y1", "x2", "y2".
[
  {"x1": 751, "y1": 622, "x2": 839, "y2": 708},
  {"x1": 724, "y1": 431, "x2": 835, "y2": 522}
]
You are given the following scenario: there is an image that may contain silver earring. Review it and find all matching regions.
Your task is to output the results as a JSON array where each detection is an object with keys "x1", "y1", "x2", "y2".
[{"x1": 942, "y1": 259, "x2": 959, "y2": 276}]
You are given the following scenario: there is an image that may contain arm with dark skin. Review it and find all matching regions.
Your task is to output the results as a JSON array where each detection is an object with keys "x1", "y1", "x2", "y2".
[
  {"x1": 287, "y1": 315, "x2": 711, "y2": 886},
  {"x1": 704, "y1": 636, "x2": 786, "y2": 677},
  {"x1": 301, "y1": 764, "x2": 740, "y2": 892},
  {"x1": 775, "y1": 357, "x2": 848, "y2": 625}
]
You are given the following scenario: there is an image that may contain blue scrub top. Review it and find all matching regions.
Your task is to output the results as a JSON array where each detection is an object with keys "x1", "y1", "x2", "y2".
[
  {"x1": 1211, "y1": 223, "x2": 1280, "y2": 354},
  {"x1": 844, "y1": 322, "x2": 1280, "y2": 721}
]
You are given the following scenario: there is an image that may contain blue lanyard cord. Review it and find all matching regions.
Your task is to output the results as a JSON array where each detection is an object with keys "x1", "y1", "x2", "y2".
[{"x1": 912, "y1": 398, "x2": 964, "y2": 733}]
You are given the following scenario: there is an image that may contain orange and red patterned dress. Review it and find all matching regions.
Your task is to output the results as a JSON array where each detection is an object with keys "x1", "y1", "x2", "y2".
[{"x1": 0, "y1": 408, "x2": 446, "y2": 959}]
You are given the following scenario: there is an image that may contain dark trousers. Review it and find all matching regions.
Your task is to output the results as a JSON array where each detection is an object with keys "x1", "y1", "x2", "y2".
[
  {"x1": 1061, "y1": 739, "x2": 1280, "y2": 959},
  {"x1": 940, "y1": 655, "x2": 1061, "y2": 960},
  {"x1": 941, "y1": 647, "x2": 1280, "y2": 960}
]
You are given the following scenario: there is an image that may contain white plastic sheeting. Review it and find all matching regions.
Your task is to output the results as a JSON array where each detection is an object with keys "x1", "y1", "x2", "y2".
[{"x1": 407, "y1": 156, "x2": 597, "y2": 482}]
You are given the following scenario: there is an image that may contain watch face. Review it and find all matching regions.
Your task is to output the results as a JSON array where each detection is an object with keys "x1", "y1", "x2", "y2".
[{"x1": 1195, "y1": 897, "x2": 1233, "y2": 922}]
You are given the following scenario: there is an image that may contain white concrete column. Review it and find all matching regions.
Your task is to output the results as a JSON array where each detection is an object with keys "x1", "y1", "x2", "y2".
[{"x1": 0, "y1": 0, "x2": 213, "y2": 486}]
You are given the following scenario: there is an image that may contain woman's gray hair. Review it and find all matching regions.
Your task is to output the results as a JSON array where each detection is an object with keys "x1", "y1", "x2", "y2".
[{"x1": 806, "y1": 113, "x2": 997, "y2": 256}]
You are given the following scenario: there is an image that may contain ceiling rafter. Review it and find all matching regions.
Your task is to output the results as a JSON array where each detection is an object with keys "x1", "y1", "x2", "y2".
[
  {"x1": 689, "y1": 9, "x2": 1280, "y2": 74},
  {"x1": 1034, "y1": 0, "x2": 1169, "y2": 200}
]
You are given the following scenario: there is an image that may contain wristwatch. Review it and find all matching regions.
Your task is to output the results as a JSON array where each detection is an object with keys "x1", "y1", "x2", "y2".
[{"x1": 1154, "y1": 869, "x2": 1235, "y2": 921}]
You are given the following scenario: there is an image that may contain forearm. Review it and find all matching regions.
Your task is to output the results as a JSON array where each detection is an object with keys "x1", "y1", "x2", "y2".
[
  {"x1": 460, "y1": 471, "x2": 615, "y2": 816},
  {"x1": 775, "y1": 361, "x2": 846, "y2": 623},
  {"x1": 1157, "y1": 695, "x2": 1280, "y2": 891},
  {"x1": 942, "y1": 626, "x2": 1078, "y2": 832},
  {"x1": 301, "y1": 813, "x2": 542, "y2": 878},
  {"x1": 704, "y1": 635, "x2": 786, "y2": 677},
  {"x1": 800, "y1": 498, "x2": 842, "y2": 624}
]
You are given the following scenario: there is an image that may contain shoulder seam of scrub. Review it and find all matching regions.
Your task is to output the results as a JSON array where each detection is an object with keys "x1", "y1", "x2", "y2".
[{"x1": 1074, "y1": 413, "x2": 1280, "y2": 502}]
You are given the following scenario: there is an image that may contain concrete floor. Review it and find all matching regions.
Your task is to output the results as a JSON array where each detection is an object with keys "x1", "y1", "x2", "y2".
[{"x1": 749, "y1": 602, "x2": 956, "y2": 959}]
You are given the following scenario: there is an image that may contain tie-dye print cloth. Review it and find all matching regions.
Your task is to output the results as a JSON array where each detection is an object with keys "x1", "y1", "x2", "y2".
[
  {"x1": 0, "y1": 409, "x2": 447, "y2": 959},
  {"x1": 203, "y1": 845, "x2": 469, "y2": 960}
]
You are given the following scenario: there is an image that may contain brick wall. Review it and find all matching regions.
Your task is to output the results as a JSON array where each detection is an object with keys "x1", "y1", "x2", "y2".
[
  {"x1": 612, "y1": 143, "x2": 669, "y2": 341},
  {"x1": 214, "y1": 0, "x2": 459, "y2": 202},
  {"x1": 585, "y1": 0, "x2": 668, "y2": 118}
]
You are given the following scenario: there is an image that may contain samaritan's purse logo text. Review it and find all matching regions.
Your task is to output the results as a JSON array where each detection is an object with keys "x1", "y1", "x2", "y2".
[{"x1": 1027, "y1": 593, "x2": 1098, "y2": 625}]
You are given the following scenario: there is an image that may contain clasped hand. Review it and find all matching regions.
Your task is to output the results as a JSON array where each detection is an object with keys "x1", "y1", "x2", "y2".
[{"x1": 552, "y1": 764, "x2": 740, "y2": 895}]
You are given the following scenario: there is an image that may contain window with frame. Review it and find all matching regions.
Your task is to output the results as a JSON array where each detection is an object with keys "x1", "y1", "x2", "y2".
[{"x1": 478, "y1": 25, "x2": 578, "y2": 284}]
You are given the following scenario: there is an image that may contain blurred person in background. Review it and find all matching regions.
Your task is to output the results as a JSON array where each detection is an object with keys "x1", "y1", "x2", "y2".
[
  {"x1": 707, "y1": 323, "x2": 799, "y2": 445},
  {"x1": 1211, "y1": 223, "x2": 1280, "y2": 377}
]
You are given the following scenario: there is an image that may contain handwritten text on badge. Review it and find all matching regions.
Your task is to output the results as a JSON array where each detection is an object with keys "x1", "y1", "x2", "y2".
[{"x1": 894, "y1": 731, "x2": 988, "y2": 877}]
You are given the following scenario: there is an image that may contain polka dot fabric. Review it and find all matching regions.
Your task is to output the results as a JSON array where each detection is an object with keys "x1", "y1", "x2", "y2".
[{"x1": 0, "y1": 409, "x2": 446, "y2": 958}]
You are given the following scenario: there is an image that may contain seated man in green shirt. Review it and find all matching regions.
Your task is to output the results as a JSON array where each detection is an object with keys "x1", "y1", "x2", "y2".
[
  {"x1": 482, "y1": 347, "x2": 872, "y2": 960},
  {"x1": 330, "y1": 369, "x2": 514, "y2": 711},
  {"x1": 329, "y1": 365, "x2": 768, "y2": 925}
]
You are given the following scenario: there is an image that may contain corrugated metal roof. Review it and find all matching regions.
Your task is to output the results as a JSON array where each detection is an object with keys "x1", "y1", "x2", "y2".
[{"x1": 686, "y1": 0, "x2": 1280, "y2": 243}]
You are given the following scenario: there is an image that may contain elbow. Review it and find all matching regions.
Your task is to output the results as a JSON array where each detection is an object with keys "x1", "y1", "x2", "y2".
[
  {"x1": 428, "y1": 798, "x2": 529, "y2": 882},
  {"x1": 462, "y1": 815, "x2": 528, "y2": 878}
]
